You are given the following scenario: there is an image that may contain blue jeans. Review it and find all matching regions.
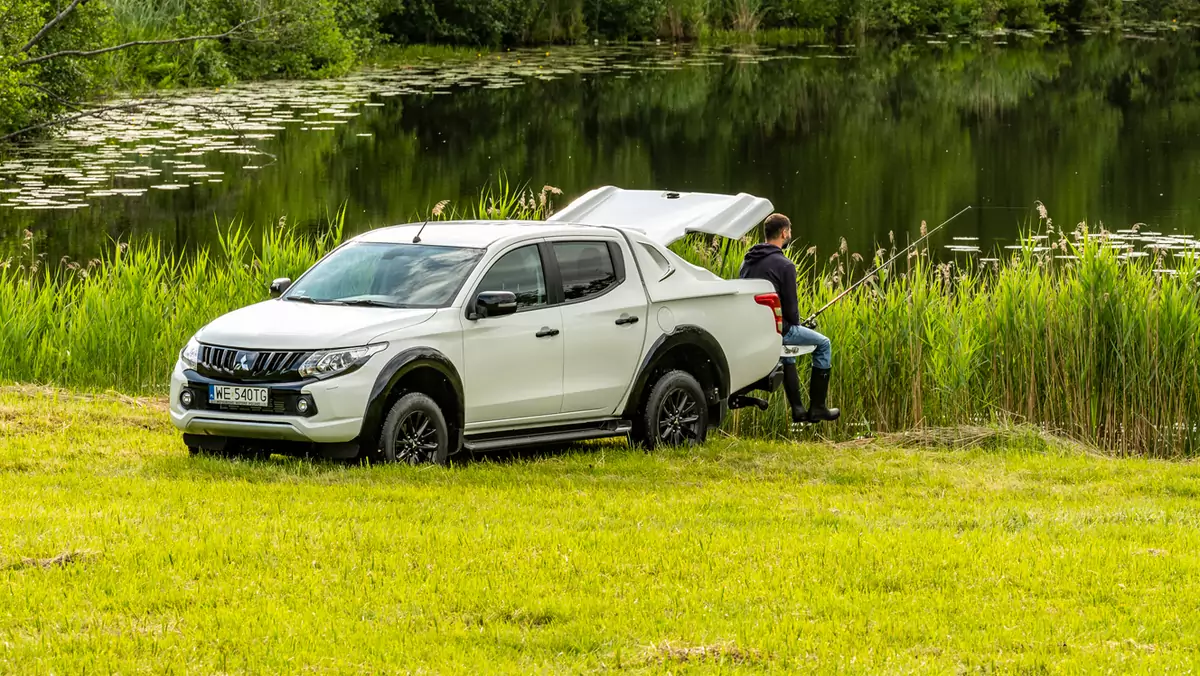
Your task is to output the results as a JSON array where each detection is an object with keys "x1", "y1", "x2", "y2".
[{"x1": 782, "y1": 324, "x2": 832, "y2": 370}]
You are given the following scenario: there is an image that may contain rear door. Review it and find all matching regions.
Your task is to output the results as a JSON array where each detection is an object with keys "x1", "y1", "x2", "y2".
[
  {"x1": 549, "y1": 238, "x2": 649, "y2": 417},
  {"x1": 460, "y1": 243, "x2": 565, "y2": 425}
]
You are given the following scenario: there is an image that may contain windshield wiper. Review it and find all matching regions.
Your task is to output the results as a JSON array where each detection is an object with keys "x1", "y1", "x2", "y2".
[
  {"x1": 337, "y1": 299, "x2": 408, "y2": 308},
  {"x1": 285, "y1": 295, "x2": 342, "y2": 305}
]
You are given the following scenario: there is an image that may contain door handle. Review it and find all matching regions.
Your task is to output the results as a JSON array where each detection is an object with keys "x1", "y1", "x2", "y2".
[
  {"x1": 615, "y1": 315, "x2": 639, "y2": 326},
  {"x1": 536, "y1": 327, "x2": 560, "y2": 338}
]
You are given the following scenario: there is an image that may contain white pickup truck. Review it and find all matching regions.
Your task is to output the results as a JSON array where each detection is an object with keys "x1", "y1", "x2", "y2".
[{"x1": 170, "y1": 187, "x2": 792, "y2": 463}]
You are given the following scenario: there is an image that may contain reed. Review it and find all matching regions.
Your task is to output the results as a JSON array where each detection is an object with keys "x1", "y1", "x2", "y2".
[
  {"x1": 677, "y1": 215, "x2": 1200, "y2": 457},
  {"x1": 4, "y1": 195, "x2": 1199, "y2": 456}
]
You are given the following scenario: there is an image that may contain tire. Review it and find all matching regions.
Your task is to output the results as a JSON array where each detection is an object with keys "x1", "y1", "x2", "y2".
[
  {"x1": 379, "y1": 392, "x2": 451, "y2": 465},
  {"x1": 638, "y1": 370, "x2": 709, "y2": 450}
]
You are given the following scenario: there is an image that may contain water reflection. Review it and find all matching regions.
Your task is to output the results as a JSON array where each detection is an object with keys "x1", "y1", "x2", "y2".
[{"x1": 2, "y1": 31, "x2": 1198, "y2": 263}]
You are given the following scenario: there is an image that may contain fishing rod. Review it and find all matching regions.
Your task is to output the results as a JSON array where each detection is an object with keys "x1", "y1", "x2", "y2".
[{"x1": 801, "y1": 205, "x2": 973, "y2": 328}]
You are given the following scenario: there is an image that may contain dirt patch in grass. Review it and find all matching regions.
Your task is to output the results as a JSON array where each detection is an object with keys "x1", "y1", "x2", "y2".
[
  {"x1": 640, "y1": 640, "x2": 767, "y2": 666},
  {"x1": 4, "y1": 550, "x2": 99, "y2": 571},
  {"x1": 838, "y1": 424, "x2": 1103, "y2": 456},
  {"x1": 0, "y1": 385, "x2": 167, "y2": 411},
  {"x1": 0, "y1": 385, "x2": 170, "y2": 437}
]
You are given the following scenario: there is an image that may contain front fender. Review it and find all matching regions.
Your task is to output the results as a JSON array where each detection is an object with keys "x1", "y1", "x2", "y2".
[{"x1": 360, "y1": 347, "x2": 465, "y2": 448}]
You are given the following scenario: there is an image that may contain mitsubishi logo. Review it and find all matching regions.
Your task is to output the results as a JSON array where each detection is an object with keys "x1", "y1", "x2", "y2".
[{"x1": 233, "y1": 351, "x2": 257, "y2": 372}]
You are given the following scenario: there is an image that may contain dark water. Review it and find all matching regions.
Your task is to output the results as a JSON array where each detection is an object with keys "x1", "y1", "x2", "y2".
[{"x1": 3, "y1": 30, "x2": 1199, "y2": 263}]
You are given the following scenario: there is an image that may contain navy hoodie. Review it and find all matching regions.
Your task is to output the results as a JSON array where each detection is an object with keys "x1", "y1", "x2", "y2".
[{"x1": 739, "y1": 244, "x2": 800, "y2": 332}]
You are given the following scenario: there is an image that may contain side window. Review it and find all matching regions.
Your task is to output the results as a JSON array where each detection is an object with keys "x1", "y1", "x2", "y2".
[
  {"x1": 476, "y1": 245, "x2": 547, "y2": 310},
  {"x1": 553, "y1": 242, "x2": 619, "y2": 301}
]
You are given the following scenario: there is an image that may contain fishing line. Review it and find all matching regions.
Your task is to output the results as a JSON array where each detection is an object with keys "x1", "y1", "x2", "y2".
[{"x1": 802, "y1": 205, "x2": 974, "y2": 326}]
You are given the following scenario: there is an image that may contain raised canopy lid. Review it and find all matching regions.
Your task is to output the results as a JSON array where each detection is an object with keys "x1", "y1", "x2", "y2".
[{"x1": 548, "y1": 186, "x2": 774, "y2": 245}]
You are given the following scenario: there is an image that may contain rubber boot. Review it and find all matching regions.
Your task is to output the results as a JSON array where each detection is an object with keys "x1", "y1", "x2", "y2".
[
  {"x1": 807, "y1": 366, "x2": 841, "y2": 422},
  {"x1": 782, "y1": 362, "x2": 809, "y2": 424}
]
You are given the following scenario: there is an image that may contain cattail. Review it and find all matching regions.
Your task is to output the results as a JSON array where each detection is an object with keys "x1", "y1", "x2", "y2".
[
  {"x1": 920, "y1": 221, "x2": 928, "y2": 237},
  {"x1": 431, "y1": 199, "x2": 450, "y2": 218}
]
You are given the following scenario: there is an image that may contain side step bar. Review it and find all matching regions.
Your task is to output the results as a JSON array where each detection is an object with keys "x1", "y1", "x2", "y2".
[{"x1": 464, "y1": 420, "x2": 632, "y2": 453}]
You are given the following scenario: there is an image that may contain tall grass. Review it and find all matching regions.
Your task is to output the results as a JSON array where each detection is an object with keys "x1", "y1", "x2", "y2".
[
  {"x1": 676, "y1": 217, "x2": 1200, "y2": 457},
  {"x1": 4, "y1": 193, "x2": 1199, "y2": 456},
  {"x1": 0, "y1": 183, "x2": 552, "y2": 393}
]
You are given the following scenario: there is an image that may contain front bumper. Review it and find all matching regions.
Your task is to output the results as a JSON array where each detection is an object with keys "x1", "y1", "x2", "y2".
[{"x1": 169, "y1": 364, "x2": 372, "y2": 444}]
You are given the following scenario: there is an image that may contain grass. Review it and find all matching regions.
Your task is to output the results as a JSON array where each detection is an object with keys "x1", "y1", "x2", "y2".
[
  {"x1": 4, "y1": 189, "x2": 1200, "y2": 456},
  {"x1": 4, "y1": 386, "x2": 1200, "y2": 672}
]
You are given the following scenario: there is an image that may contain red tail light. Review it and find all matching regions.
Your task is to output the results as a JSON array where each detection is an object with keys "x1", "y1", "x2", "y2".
[{"x1": 754, "y1": 293, "x2": 783, "y2": 335}]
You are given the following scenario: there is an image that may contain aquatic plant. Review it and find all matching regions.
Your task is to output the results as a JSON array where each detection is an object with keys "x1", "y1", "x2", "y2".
[{"x1": 4, "y1": 194, "x2": 1200, "y2": 456}]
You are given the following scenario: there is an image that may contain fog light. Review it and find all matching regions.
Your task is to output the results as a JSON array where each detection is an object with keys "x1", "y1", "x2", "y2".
[
  {"x1": 180, "y1": 389, "x2": 194, "y2": 408},
  {"x1": 296, "y1": 398, "x2": 309, "y2": 414}
]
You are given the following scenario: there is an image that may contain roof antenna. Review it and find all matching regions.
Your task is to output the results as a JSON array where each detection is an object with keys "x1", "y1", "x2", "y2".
[{"x1": 413, "y1": 200, "x2": 449, "y2": 244}]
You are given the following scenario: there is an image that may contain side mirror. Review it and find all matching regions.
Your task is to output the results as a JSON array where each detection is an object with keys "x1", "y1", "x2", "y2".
[
  {"x1": 472, "y1": 291, "x2": 518, "y2": 319},
  {"x1": 269, "y1": 277, "x2": 292, "y2": 298}
]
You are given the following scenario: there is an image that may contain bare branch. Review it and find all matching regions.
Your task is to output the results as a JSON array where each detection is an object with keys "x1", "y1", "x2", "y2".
[
  {"x1": 17, "y1": 14, "x2": 274, "y2": 67},
  {"x1": 21, "y1": 0, "x2": 92, "y2": 53},
  {"x1": 0, "y1": 100, "x2": 170, "y2": 143},
  {"x1": 18, "y1": 81, "x2": 87, "y2": 111}
]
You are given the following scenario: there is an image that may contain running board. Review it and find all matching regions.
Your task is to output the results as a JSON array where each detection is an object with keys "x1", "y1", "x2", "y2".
[{"x1": 464, "y1": 420, "x2": 632, "y2": 453}]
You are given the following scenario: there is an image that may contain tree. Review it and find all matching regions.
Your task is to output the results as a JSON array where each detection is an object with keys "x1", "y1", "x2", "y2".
[{"x1": 0, "y1": 0, "x2": 331, "y2": 141}]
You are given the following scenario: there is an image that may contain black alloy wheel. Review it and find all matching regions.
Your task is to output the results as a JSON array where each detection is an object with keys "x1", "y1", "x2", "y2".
[
  {"x1": 639, "y1": 370, "x2": 709, "y2": 449},
  {"x1": 657, "y1": 388, "x2": 701, "y2": 445},
  {"x1": 381, "y1": 392, "x2": 450, "y2": 465},
  {"x1": 393, "y1": 410, "x2": 438, "y2": 464}
]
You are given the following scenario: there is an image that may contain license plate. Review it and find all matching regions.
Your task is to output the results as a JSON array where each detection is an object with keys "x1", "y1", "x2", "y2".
[
  {"x1": 782, "y1": 344, "x2": 817, "y2": 358},
  {"x1": 209, "y1": 385, "x2": 270, "y2": 407}
]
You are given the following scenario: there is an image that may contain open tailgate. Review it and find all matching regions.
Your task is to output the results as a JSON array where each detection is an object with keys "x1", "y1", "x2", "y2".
[{"x1": 547, "y1": 186, "x2": 773, "y2": 246}]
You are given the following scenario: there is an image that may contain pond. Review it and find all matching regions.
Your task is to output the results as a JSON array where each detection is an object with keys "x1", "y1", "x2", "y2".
[{"x1": 2, "y1": 28, "x2": 1198, "y2": 265}]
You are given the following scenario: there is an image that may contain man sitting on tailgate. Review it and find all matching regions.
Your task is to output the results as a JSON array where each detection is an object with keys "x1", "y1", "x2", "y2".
[{"x1": 739, "y1": 213, "x2": 840, "y2": 423}]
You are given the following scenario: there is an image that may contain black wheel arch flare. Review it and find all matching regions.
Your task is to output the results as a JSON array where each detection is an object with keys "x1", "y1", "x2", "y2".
[
  {"x1": 362, "y1": 347, "x2": 465, "y2": 451},
  {"x1": 622, "y1": 325, "x2": 731, "y2": 420}
]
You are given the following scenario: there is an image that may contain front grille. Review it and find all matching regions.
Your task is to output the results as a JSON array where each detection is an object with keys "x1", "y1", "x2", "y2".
[{"x1": 196, "y1": 344, "x2": 311, "y2": 383}]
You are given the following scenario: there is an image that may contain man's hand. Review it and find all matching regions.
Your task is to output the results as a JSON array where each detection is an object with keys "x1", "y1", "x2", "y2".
[{"x1": 802, "y1": 317, "x2": 818, "y2": 330}]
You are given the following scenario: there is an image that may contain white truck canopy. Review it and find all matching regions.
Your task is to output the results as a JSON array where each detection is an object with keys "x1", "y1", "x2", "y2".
[{"x1": 548, "y1": 186, "x2": 774, "y2": 246}]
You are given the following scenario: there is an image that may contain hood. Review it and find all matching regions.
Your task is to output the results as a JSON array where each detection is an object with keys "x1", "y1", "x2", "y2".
[
  {"x1": 196, "y1": 300, "x2": 436, "y2": 350},
  {"x1": 548, "y1": 187, "x2": 774, "y2": 246},
  {"x1": 743, "y1": 243, "x2": 786, "y2": 264}
]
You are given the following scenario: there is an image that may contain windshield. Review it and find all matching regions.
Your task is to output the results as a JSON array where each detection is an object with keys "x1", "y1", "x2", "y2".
[{"x1": 283, "y1": 242, "x2": 485, "y2": 308}]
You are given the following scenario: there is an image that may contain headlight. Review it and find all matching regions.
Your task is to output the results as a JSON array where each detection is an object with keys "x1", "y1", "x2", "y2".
[
  {"x1": 180, "y1": 337, "x2": 200, "y2": 369},
  {"x1": 299, "y1": 343, "x2": 387, "y2": 379}
]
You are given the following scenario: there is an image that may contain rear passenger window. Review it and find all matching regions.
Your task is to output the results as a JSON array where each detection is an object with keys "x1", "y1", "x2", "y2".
[{"x1": 553, "y1": 242, "x2": 619, "y2": 301}]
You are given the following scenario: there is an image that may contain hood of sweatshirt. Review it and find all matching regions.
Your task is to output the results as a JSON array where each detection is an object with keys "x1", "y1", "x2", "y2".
[{"x1": 743, "y1": 243, "x2": 786, "y2": 264}]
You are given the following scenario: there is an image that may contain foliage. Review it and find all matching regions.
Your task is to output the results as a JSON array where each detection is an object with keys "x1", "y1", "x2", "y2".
[
  {"x1": 3, "y1": 0, "x2": 1198, "y2": 138},
  {"x1": 5, "y1": 387, "x2": 1200, "y2": 671},
  {"x1": 0, "y1": 0, "x2": 115, "y2": 133}
]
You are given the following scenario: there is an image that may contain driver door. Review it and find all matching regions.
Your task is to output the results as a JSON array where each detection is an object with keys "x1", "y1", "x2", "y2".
[{"x1": 461, "y1": 243, "x2": 565, "y2": 428}]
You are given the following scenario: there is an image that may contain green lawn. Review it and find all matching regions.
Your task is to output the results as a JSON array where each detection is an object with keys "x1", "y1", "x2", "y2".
[{"x1": 2, "y1": 387, "x2": 1200, "y2": 673}]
